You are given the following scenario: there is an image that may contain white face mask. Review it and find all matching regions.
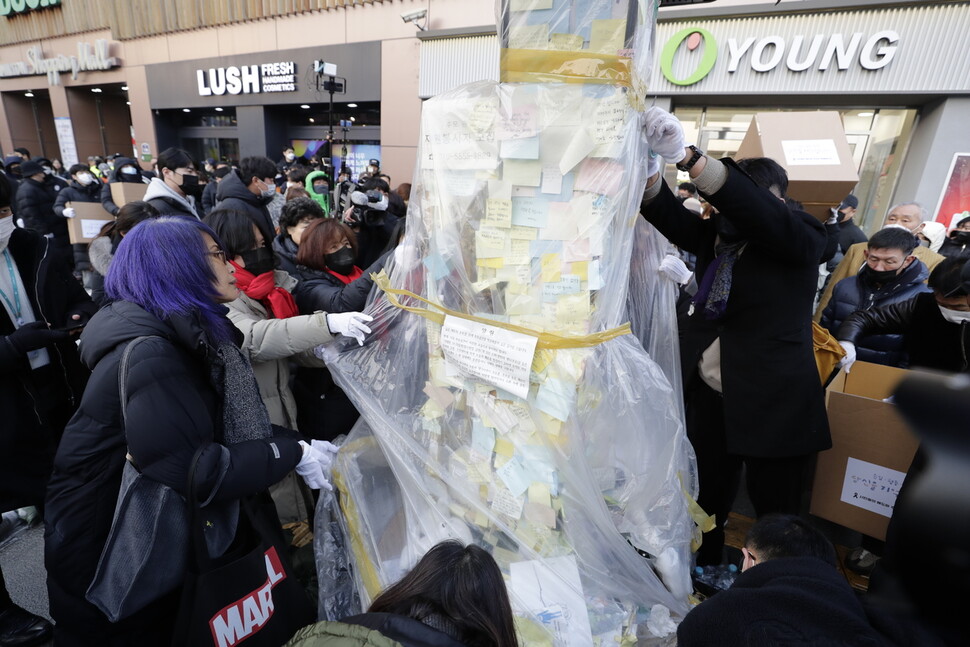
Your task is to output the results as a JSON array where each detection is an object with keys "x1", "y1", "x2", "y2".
[
  {"x1": 0, "y1": 216, "x2": 15, "y2": 252},
  {"x1": 285, "y1": 153, "x2": 295, "y2": 162},
  {"x1": 939, "y1": 305, "x2": 970, "y2": 324},
  {"x1": 76, "y1": 173, "x2": 94, "y2": 186},
  {"x1": 120, "y1": 166, "x2": 139, "y2": 175}
]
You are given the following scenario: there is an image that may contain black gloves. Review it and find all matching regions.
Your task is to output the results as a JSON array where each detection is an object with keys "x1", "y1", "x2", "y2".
[{"x1": 6, "y1": 321, "x2": 70, "y2": 355}]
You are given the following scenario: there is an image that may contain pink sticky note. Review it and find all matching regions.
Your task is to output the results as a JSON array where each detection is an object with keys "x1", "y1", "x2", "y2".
[{"x1": 574, "y1": 158, "x2": 624, "y2": 196}]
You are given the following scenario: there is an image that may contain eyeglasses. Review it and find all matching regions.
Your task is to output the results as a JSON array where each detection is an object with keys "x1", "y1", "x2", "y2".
[{"x1": 206, "y1": 249, "x2": 227, "y2": 263}]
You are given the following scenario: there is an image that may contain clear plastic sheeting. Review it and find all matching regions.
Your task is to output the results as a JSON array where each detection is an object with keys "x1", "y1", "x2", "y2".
[{"x1": 319, "y1": 1, "x2": 699, "y2": 643}]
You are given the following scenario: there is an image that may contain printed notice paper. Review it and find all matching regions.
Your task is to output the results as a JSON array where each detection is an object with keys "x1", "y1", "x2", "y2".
[
  {"x1": 509, "y1": 556, "x2": 593, "y2": 647},
  {"x1": 440, "y1": 316, "x2": 538, "y2": 400},
  {"x1": 781, "y1": 139, "x2": 841, "y2": 166},
  {"x1": 840, "y1": 457, "x2": 906, "y2": 518}
]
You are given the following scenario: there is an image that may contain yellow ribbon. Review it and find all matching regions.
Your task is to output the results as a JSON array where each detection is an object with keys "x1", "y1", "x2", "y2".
[
  {"x1": 500, "y1": 48, "x2": 633, "y2": 87},
  {"x1": 371, "y1": 270, "x2": 632, "y2": 350}
]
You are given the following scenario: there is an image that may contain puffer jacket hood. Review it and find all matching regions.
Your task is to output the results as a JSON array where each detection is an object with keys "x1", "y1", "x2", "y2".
[
  {"x1": 304, "y1": 169, "x2": 332, "y2": 215},
  {"x1": 109, "y1": 156, "x2": 145, "y2": 183},
  {"x1": 143, "y1": 176, "x2": 197, "y2": 215},
  {"x1": 216, "y1": 169, "x2": 261, "y2": 206},
  {"x1": 78, "y1": 300, "x2": 216, "y2": 370}
]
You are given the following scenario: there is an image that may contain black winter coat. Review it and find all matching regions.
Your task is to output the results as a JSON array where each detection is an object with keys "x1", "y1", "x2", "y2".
[
  {"x1": 100, "y1": 156, "x2": 149, "y2": 216},
  {"x1": 0, "y1": 229, "x2": 94, "y2": 511},
  {"x1": 677, "y1": 557, "x2": 886, "y2": 647},
  {"x1": 215, "y1": 170, "x2": 276, "y2": 243},
  {"x1": 15, "y1": 176, "x2": 66, "y2": 243},
  {"x1": 837, "y1": 292, "x2": 970, "y2": 373},
  {"x1": 273, "y1": 233, "x2": 301, "y2": 276},
  {"x1": 820, "y1": 260, "x2": 930, "y2": 367},
  {"x1": 201, "y1": 178, "x2": 219, "y2": 215},
  {"x1": 44, "y1": 301, "x2": 303, "y2": 638},
  {"x1": 293, "y1": 255, "x2": 385, "y2": 315},
  {"x1": 641, "y1": 160, "x2": 830, "y2": 457}
]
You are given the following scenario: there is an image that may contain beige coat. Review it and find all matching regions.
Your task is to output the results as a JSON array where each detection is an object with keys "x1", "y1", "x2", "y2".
[
  {"x1": 815, "y1": 241, "x2": 945, "y2": 322},
  {"x1": 225, "y1": 270, "x2": 331, "y2": 430}
]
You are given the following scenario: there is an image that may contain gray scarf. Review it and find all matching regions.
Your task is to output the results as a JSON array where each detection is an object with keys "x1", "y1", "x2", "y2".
[{"x1": 210, "y1": 341, "x2": 273, "y2": 444}]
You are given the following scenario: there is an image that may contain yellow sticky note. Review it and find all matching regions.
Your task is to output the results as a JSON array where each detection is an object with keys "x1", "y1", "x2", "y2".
[
  {"x1": 589, "y1": 19, "x2": 626, "y2": 54},
  {"x1": 541, "y1": 253, "x2": 562, "y2": 283},
  {"x1": 476, "y1": 227, "x2": 510, "y2": 258},
  {"x1": 556, "y1": 292, "x2": 589, "y2": 322},
  {"x1": 509, "y1": 239, "x2": 531, "y2": 265},
  {"x1": 509, "y1": 24, "x2": 549, "y2": 50},
  {"x1": 528, "y1": 483, "x2": 552, "y2": 506},
  {"x1": 484, "y1": 199, "x2": 512, "y2": 229},
  {"x1": 494, "y1": 436, "x2": 515, "y2": 458},
  {"x1": 420, "y1": 397, "x2": 445, "y2": 419},
  {"x1": 510, "y1": 225, "x2": 538, "y2": 240},
  {"x1": 503, "y1": 160, "x2": 542, "y2": 187},
  {"x1": 510, "y1": 0, "x2": 553, "y2": 10},
  {"x1": 571, "y1": 261, "x2": 589, "y2": 280},
  {"x1": 531, "y1": 348, "x2": 556, "y2": 374},
  {"x1": 550, "y1": 33, "x2": 585, "y2": 51},
  {"x1": 477, "y1": 257, "x2": 505, "y2": 269}
]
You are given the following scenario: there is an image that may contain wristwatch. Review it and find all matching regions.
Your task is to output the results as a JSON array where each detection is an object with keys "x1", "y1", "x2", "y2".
[{"x1": 676, "y1": 145, "x2": 705, "y2": 173}]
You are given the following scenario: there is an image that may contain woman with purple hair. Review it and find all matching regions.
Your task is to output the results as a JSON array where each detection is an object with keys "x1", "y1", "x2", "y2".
[{"x1": 42, "y1": 216, "x2": 338, "y2": 644}]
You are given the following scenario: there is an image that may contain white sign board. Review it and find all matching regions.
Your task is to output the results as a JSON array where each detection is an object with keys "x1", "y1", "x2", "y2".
[
  {"x1": 781, "y1": 139, "x2": 841, "y2": 166},
  {"x1": 839, "y1": 457, "x2": 906, "y2": 518},
  {"x1": 54, "y1": 117, "x2": 79, "y2": 167}
]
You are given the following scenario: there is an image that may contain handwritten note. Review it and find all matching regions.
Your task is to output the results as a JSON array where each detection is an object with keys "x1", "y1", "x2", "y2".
[
  {"x1": 501, "y1": 135, "x2": 540, "y2": 159},
  {"x1": 497, "y1": 105, "x2": 539, "y2": 141},
  {"x1": 508, "y1": 24, "x2": 550, "y2": 50},
  {"x1": 550, "y1": 32, "x2": 584, "y2": 51},
  {"x1": 840, "y1": 457, "x2": 906, "y2": 518},
  {"x1": 440, "y1": 316, "x2": 538, "y2": 400},
  {"x1": 470, "y1": 419, "x2": 496, "y2": 461},
  {"x1": 492, "y1": 487, "x2": 525, "y2": 519},
  {"x1": 484, "y1": 199, "x2": 512, "y2": 229},
  {"x1": 542, "y1": 275, "x2": 581, "y2": 302},
  {"x1": 540, "y1": 253, "x2": 562, "y2": 283},
  {"x1": 511, "y1": 196, "x2": 549, "y2": 228},
  {"x1": 497, "y1": 454, "x2": 532, "y2": 496},
  {"x1": 535, "y1": 376, "x2": 575, "y2": 422},
  {"x1": 476, "y1": 228, "x2": 511, "y2": 258}
]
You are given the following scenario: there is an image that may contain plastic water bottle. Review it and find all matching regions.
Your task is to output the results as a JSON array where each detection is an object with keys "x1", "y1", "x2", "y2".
[{"x1": 693, "y1": 564, "x2": 738, "y2": 592}]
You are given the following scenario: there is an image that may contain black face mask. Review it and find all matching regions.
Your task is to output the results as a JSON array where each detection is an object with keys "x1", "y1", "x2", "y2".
[
  {"x1": 239, "y1": 246, "x2": 275, "y2": 276},
  {"x1": 178, "y1": 173, "x2": 203, "y2": 197},
  {"x1": 861, "y1": 264, "x2": 900, "y2": 286},
  {"x1": 312, "y1": 184, "x2": 329, "y2": 195},
  {"x1": 951, "y1": 230, "x2": 970, "y2": 245},
  {"x1": 324, "y1": 246, "x2": 356, "y2": 275}
]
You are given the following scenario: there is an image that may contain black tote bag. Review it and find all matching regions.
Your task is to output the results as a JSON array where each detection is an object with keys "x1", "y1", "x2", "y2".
[{"x1": 171, "y1": 484, "x2": 315, "y2": 646}]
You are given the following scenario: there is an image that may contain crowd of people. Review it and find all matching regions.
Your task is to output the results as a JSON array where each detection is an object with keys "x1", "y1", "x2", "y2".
[{"x1": 0, "y1": 104, "x2": 965, "y2": 646}]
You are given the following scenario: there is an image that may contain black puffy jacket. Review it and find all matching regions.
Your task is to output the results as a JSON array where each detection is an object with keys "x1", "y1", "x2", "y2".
[
  {"x1": 215, "y1": 170, "x2": 275, "y2": 243},
  {"x1": 16, "y1": 176, "x2": 64, "y2": 241},
  {"x1": 837, "y1": 291, "x2": 970, "y2": 373},
  {"x1": 100, "y1": 156, "x2": 149, "y2": 216},
  {"x1": 292, "y1": 254, "x2": 386, "y2": 315},
  {"x1": 938, "y1": 234, "x2": 970, "y2": 261},
  {"x1": 820, "y1": 259, "x2": 930, "y2": 367},
  {"x1": 44, "y1": 300, "x2": 303, "y2": 636},
  {"x1": 0, "y1": 228, "x2": 95, "y2": 511},
  {"x1": 273, "y1": 233, "x2": 300, "y2": 276}
]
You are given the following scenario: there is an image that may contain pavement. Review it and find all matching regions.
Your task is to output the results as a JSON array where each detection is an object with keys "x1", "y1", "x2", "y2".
[{"x1": 0, "y1": 516, "x2": 53, "y2": 646}]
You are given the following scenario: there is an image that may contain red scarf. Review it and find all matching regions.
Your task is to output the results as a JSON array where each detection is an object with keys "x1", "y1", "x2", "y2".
[
  {"x1": 325, "y1": 266, "x2": 363, "y2": 285},
  {"x1": 229, "y1": 262, "x2": 299, "y2": 319}
]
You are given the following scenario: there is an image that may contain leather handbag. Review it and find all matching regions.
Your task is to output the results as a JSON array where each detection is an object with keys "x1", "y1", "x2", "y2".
[{"x1": 86, "y1": 336, "x2": 200, "y2": 622}]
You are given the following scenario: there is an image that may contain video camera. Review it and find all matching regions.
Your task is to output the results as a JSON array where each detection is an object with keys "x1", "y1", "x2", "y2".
[{"x1": 347, "y1": 189, "x2": 388, "y2": 227}]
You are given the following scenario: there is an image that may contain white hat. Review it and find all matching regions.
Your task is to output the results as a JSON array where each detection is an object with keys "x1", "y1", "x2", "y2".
[{"x1": 920, "y1": 221, "x2": 946, "y2": 253}]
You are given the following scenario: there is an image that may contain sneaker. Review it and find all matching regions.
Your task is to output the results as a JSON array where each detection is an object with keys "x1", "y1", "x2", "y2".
[
  {"x1": 0, "y1": 605, "x2": 53, "y2": 646},
  {"x1": 845, "y1": 547, "x2": 880, "y2": 575},
  {"x1": 0, "y1": 512, "x2": 28, "y2": 550}
]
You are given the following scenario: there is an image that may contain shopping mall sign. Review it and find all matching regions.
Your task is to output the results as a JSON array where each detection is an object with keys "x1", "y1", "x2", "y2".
[
  {"x1": 660, "y1": 27, "x2": 899, "y2": 86},
  {"x1": 196, "y1": 61, "x2": 297, "y2": 96},
  {"x1": 0, "y1": 0, "x2": 60, "y2": 17},
  {"x1": 0, "y1": 39, "x2": 119, "y2": 86}
]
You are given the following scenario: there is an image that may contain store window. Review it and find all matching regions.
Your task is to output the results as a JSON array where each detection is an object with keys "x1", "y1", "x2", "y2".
[{"x1": 672, "y1": 107, "x2": 917, "y2": 232}]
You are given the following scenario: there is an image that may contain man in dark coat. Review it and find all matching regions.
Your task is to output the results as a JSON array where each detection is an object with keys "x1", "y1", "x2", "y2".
[
  {"x1": 99, "y1": 156, "x2": 149, "y2": 216},
  {"x1": 201, "y1": 163, "x2": 231, "y2": 216},
  {"x1": 677, "y1": 515, "x2": 885, "y2": 647},
  {"x1": 641, "y1": 107, "x2": 830, "y2": 565},
  {"x1": 215, "y1": 156, "x2": 277, "y2": 243},
  {"x1": 820, "y1": 227, "x2": 931, "y2": 368},
  {"x1": 837, "y1": 194, "x2": 868, "y2": 253},
  {"x1": 14, "y1": 159, "x2": 72, "y2": 267},
  {"x1": 0, "y1": 175, "x2": 95, "y2": 646},
  {"x1": 55, "y1": 163, "x2": 106, "y2": 286}
]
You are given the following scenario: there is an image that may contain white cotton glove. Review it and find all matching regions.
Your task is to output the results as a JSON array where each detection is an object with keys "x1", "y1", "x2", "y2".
[
  {"x1": 62, "y1": 207, "x2": 76, "y2": 219},
  {"x1": 644, "y1": 106, "x2": 688, "y2": 165},
  {"x1": 326, "y1": 311, "x2": 373, "y2": 346},
  {"x1": 646, "y1": 150, "x2": 662, "y2": 179},
  {"x1": 839, "y1": 341, "x2": 857, "y2": 374},
  {"x1": 658, "y1": 254, "x2": 692, "y2": 285},
  {"x1": 296, "y1": 440, "x2": 333, "y2": 491},
  {"x1": 310, "y1": 439, "x2": 339, "y2": 468}
]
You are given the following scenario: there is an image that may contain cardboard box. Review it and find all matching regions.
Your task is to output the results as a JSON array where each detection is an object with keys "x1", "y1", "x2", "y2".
[
  {"x1": 67, "y1": 202, "x2": 114, "y2": 244},
  {"x1": 734, "y1": 112, "x2": 859, "y2": 221},
  {"x1": 110, "y1": 181, "x2": 147, "y2": 206},
  {"x1": 810, "y1": 361, "x2": 919, "y2": 540}
]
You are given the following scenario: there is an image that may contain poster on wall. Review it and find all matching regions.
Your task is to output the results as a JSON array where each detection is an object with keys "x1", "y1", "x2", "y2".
[
  {"x1": 933, "y1": 152, "x2": 970, "y2": 229},
  {"x1": 54, "y1": 117, "x2": 79, "y2": 167}
]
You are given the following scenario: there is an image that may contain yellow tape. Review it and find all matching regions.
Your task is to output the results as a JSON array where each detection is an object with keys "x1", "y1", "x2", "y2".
[
  {"x1": 333, "y1": 437, "x2": 384, "y2": 600},
  {"x1": 680, "y1": 472, "x2": 715, "y2": 533},
  {"x1": 372, "y1": 270, "x2": 632, "y2": 350},
  {"x1": 500, "y1": 48, "x2": 633, "y2": 87}
]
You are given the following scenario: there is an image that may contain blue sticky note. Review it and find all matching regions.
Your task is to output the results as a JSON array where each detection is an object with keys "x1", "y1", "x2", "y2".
[
  {"x1": 529, "y1": 239, "x2": 563, "y2": 258},
  {"x1": 501, "y1": 135, "x2": 540, "y2": 159},
  {"x1": 424, "y1": 253, "x2": 450, "y2": 281},
  {"x1": 497, "y1": 454, "x2": 531, "y2": 496},
  {"x1": 511, "y1": 197, "x2": 550, "y2": 228},
  {"x1": 534, "y1": 377, "x2": 575, "y2": 422},
  {"x1": 471, "y1": 419, "x2": 495, "y2": 459}
]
